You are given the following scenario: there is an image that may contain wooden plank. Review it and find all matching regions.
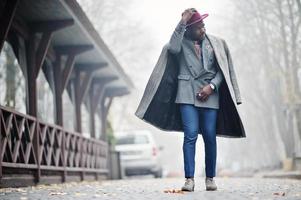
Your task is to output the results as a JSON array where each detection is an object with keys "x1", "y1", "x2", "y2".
[{"x1": 0, "y1": 0, "x2": 19, "y2": 53}]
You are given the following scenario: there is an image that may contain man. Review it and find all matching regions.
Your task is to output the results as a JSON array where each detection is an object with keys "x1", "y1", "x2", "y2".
[{"x1": 135, "y1": 8, "x2": 245, "y2": 192}]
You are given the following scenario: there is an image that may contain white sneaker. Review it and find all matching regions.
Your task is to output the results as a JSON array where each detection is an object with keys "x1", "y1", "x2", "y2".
[
  {"x1": 205, "y1": 177, "x2": 217, "y2": 191},
  {"x1": 181, "y1": 178, "x2": 195, "y2": 192}
]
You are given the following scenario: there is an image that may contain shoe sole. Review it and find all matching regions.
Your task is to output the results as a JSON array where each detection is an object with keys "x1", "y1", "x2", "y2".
[
  {"x1": 206, "y1": 187, "x2": 217, "y2": 191},
  {"x1": 181, "y1": 187, "x2": 195, "y2": 192}
]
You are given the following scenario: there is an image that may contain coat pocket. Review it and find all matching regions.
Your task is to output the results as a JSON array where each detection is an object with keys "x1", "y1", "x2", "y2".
[{"x1": 177, "y1": 74, "x2": 190, "y2": 80}]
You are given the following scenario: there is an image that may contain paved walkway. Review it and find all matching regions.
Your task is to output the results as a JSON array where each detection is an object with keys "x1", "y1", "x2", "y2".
[{"x1": 0, "y1": 177, "x2": 301, "y2": 199}]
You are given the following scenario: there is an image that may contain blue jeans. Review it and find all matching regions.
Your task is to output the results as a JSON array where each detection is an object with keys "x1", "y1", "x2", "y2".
[{"x1": 180, "y1": 104, "x2": 218, "y2": 178}]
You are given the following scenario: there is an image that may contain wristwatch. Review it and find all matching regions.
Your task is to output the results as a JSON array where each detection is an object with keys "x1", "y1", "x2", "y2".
[{"x1": 209, "y1": 83, "x2": 215, "y2": 91}]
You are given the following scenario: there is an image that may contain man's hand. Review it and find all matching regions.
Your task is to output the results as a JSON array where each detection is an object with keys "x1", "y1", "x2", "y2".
[
  {"x1": 197, "y1": 84, "x2": 213, "y2": 102},
  {"x1": 181, "y1": 8, "x2": 196, "y2": 24}
]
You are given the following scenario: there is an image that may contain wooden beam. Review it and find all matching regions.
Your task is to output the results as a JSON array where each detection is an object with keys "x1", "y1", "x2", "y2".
[
  {"x1": 74, "y1": 62, "x2": 108, "y2": 71},
  {"x1": 55, "y1": 47, "x2": 95, "y2": 133},
  {"x1": 73, "y1": 68, "x2": 98, "y2": 133},
  {"x1": 92, "y1": 85, "x2": 106, "y2": 112},
  {"x1": 0, "y1": 0, "x2": 19, "y2": 53},
  {"x1": 61, "y1": 53, "x2": 76, "y2": 90},
  {"x1": 30, "y1": 19, "x2": 74, "y2": 32},
  {"x1": 98, "y1": 95, "x2": 113, "y2": 142},
  {"x1": 104, "y1": 97, "x2": 113, "y2": 118},
  {"x1": 105, "y1": 87, "x2": 130, "y2": 97},
  {"x1": 79, "y1": 70, "x2": 94, "y2": 103},
  {"x1": 35, "y1": 31, "x2": 53, "y2": 78},
  {"x1": 56, "y1": 45, "x2": 95, "y2": 91},
  {"x1": 11, "y1": 16, "x2": 30, "y2": 40},
  {"x1": 34, "y1": 20, "x2": 76, "y2": 78},
  {"x1": 92, "y1": 76, "x2": 119, "y2": 85},
  {"x1": 91, "y1": 76, "x2": 118, "y2": 112},
  {"x1": 55, "y1": 45, "x2": 94, "y2": 55}
]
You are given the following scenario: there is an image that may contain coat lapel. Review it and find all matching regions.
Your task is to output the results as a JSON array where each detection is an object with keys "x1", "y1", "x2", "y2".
[
  {"x1": 206, "y1": 34, "x2": 237, "y2": 106},
  {"x1": 182, "y1": 37, "x2": 203, "y2": 65}
]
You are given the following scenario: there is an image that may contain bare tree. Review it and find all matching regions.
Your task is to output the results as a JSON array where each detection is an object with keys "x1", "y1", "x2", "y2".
[{"x1": 229, "y1": 0, "x2": 301, "y2": 164}]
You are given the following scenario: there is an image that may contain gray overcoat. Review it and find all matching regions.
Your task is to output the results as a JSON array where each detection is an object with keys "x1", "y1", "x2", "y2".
[{"x1": 135, "y1": 34, "x2": 246, "y2": 138}]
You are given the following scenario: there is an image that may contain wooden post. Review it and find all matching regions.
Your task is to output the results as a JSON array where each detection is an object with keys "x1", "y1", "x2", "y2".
[
  {"x1": 0, "y1": 0, "x2": 19, "y2": 53},
  {"x1": 0, "y1": 109, "x2": 2, "y2": 181},
  {"x1": 90, "y1": 76, "x2": 117, "y2": 139},
  {"x1": 53, "y1": 45, "x2": 94, "y2": 128},
  {"x1": 25, "y1": 20, "x2": 75, "y2": 183},
  {"x1": 26, "y1": 34, "x2": 40, "y2": 183},
  {"x1": 74, "y1": 70, "x2": 82, "y2": 133},
  {"x1": 89, "y1": 85, "x2": 96, "y2": 138},
  {"x1": 62, "y1": 130, "x2": 66, "y2": 182},
  {"x1": 99, "y1": 95, "x2": 108, "y2": 142},
  {"x1": 53, "y1": 53, "x2": 63, "y2": 126},
  {"x1": 27, "y1": 35, "x2": 38, "y2": 116},
  {"x1": 73, "y1": 67, "x2": 105, "y2": 133},
  {"x1": 98, "y1": 87, "x2": 129, "y2": 142},
  {"x1": 74, "y1": 68, "x2": 94, "y2": 133}
]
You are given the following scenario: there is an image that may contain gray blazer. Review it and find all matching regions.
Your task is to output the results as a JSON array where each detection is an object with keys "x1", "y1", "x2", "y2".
[{"x1": 167, "y1": 21, "x2": 224, "y2": 109}]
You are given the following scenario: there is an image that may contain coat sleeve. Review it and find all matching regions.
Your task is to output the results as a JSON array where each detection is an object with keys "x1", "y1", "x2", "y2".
[
  {"x1": 210, "y1": 68, "x2": 223, "y2": 93},
  {"x1": 167, "y1": 20, "x2": 186, "y2": 54},
  {"x1": 223, "y1": 40, "x2": 242, "y2": 105}
]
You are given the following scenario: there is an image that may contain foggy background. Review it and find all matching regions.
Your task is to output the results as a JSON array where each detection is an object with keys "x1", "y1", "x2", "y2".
[{"x1": 77, "y1": 0, "x2": 301, "y2": 177}]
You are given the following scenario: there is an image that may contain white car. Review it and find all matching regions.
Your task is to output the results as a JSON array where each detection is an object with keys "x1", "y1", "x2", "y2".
[{"x1": 115, "y1": 130, "x2": 163, "y2": 178}]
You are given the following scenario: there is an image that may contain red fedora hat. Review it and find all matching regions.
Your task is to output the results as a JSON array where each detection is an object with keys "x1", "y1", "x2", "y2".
[{"x1": 186, "y1": 10, "x2": 209, "y2": 27}]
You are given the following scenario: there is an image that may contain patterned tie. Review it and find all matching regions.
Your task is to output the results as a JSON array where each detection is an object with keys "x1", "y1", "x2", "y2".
[{"x1": 194, "y1": 41, "x2": 201, "y2": 59}]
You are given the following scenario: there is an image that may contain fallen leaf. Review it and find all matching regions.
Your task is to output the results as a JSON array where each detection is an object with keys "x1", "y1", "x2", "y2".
[
  {"x1": 163, "y1": 189, "x2": 185, "y2": 194},
  {"x1": 49, "y1": 192, "x2": 67, "y2": 195},
  {"x1": 273, "y1": 192, "x2": 285, "y2": 196}
]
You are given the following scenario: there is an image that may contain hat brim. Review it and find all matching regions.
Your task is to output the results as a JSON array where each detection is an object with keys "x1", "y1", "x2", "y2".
[{"x1": 186, "y1": 13, "x2": 209, "y2": 27}]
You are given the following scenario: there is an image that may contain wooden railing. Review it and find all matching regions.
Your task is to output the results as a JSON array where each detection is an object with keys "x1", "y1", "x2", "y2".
[{"x1": 0, "y1": 105, "x2": 108, "y2": 186}]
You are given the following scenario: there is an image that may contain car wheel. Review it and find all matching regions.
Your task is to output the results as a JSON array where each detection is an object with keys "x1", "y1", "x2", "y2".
[{"x1": 154, "y1": 170, "x2": 163, "y2": 178}]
